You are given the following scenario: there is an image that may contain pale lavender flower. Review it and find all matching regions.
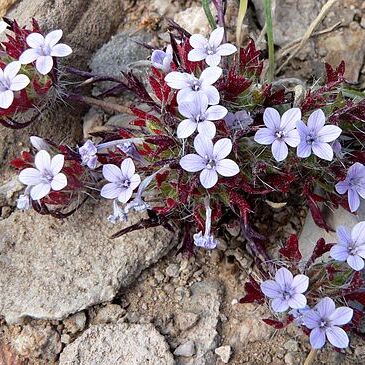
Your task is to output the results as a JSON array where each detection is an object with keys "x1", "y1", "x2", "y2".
[
  {"x1": 16, "y1": 193, "x2": 30, "y2": 210},
  {"x1": 107, "y1": 199, "x2": 128, "y2": 224},
  {"x1": 303, "y1": 297, "x2": 353, "y2": 349},
  {"x1": 260, "y1": 267, "x2": 309, "y2": 312},
  {"x1": 101, "y1": 158, "x2": 141, "y2": 203},
  {"x1": 180, "y1": 134, "x2": 239, "y2": 189},
  {"x1": 335, "y1": 162, "x2": 365, "y2": 212},
  {"x1": 224, "y1": 110, "x2": 253, "y2": 130},
  {"x1": 18, "y1": 150, "x2": 67, "y2": 200},
  {"x1": 165, "y1": 66, "x2": 222, "y2": 105},
  {"x1": 116, "y1": 140, "x2": 143, "y2": 162},
  {"x1": 330, "y1": 222, "x2": 365, "y2": 271},
  {"x1": 296, "y1": 109, "x2": 342, "y2": 161},
  {"x1": 151, "y1": 45, "x2": 173, "y2": 73},
  {"x1": 188, "y1": 27, "x2": 237, "y2": 67},
  {"x1": 30, "y1": 136, "x2": 49, "y2": 151},
  {"x1": 193, "y1": 198, "x2": 218, "y2": 249},
  {"x1": 79, "y1": 140, "x2": 98, "y2": 169},
  {"x1": 19, "y1": 30, "x2": 72, "y2": 75},
  {"x1": 177, "y1": 93, "x2": 227, "y2": 139},
  {"x1": 0, "y1": 61, "x2": 30, "y2": 109},
  {"x1": 254, "y1": 108, "x2": 301, "y2": 162},
  {"x1": 289, "y1": 306, "x2": 311, "y2": 326}
]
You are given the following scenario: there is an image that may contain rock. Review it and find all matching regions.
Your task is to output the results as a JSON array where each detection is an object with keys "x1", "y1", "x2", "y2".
[
  {"x1": 176, "y1": 280, "x2": 223, "y2": 365},
  {"x1": 299, "y1": 203, "x2": 365, "y2": 262},
  {"x1": 174, "y1": 340, "x2": 196, "y2": 357},
  {"x1": 11, "y1": 323, "x2": 62, "y2": 362},
  {"x1": 283, "y1": 339, "x2": 298, "y2": 352},
  {"x1": 166, "y1": 263, "x2": 180, "y2": 278},
  {"x1": 175, "y1": 312, "x2": 200, "y2": 332},
  {"x1": 89, "y1": 30, "x2": 152, "y2": 93},
  {"x1": 92, "y1": 304, "x2": 126, "y2": 325},
  {"x1": 284, "y1": 352, "x2": 303, "y2": 365},
  {"x1": 63, "y1": 312, "x2": 87, "y2": 335},
  {"x1": 1, "y1": 0, "x2": 124, "y2": 180},
  {"x1": 0, "y1": 200, "x2": 175, "y2": 323},
  {"x1": 174, "y1": 5, "x2": 215, "y2": 36},
  {"x1": 214, "y1": 345, "x2": 232, "y2": 364},
  {"x1": 59, "y1": 321, "x2": 174, "y2": 365}
]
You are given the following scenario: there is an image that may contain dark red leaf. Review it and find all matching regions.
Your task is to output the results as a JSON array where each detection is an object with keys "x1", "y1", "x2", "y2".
[
  {"x1": 280, "y1": 234, "x2": 302, "y2": 261},
  {"x1": 239, "y1": 276, "x2": 265, "y2": 304},
  {"x1": 305, "y1": 238, "x2": 332, "y2": 269},
  {"x1": 262, "y1": 316, "x2": 294, "y2": 329}
]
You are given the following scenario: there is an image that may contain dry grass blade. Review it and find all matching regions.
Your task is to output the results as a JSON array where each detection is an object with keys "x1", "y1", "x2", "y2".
[
  {"x1": 276, "y1": 0, "x2": 339, "y2": 74},
  {"x1": 236, "y1": 0, "x2": 248, "y2": 46}
]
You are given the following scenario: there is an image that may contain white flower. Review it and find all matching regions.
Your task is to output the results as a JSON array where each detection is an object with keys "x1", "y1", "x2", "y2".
[
  {"x1": 18, "y1": 150, "x2": 67, "y2": 200},
  {"x1": 79, "y1": 140, "x2": 98, "y2": 169},
  {"x1": 0, "y1": 20, "x2": 8, "y2": 33},
  {"x1": 0, "y1": 61, "x2": 30, "y2": 109},
  {"x1": 180, "y1": 134, "x2": 239, "y2": 188},
  {"x1": 107, "y1": 199, "x2": 128, "y2": 224},
  {"x1": 177, "y1": 93, "x2": 227, "y2": 139},
  {"x1": 151, "y1": 45, "x2": 173, "y2": 73},
  {"x1": 188, "y1": 27, "x2": 237, "y2": 67},
  {"x1": 165, "y1": 66, "x2": 222, "y2": 105},
  {"x1": 101, "y1": 158, "x2": 141, "y2": 203},
  {"x1": 30, "y1": 136, "x2": 49, "y2": 151},
  {"x1": 17, "y1": 194, "x2": 30, "y2": 210},
  {"x1": 194, "y1": 198, "x2": 218, "y2": 249},
  {"x1": 19, "y1": 30, "x2": 72, "y2": 75}
]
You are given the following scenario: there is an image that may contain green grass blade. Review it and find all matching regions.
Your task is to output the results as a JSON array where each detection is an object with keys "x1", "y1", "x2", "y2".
[
  {"x1": 263, "y1": 0, "x2": 275, "y2": 82},
  {"x1": 201, "y1": 0, "x2": 217, "y2": 30}
]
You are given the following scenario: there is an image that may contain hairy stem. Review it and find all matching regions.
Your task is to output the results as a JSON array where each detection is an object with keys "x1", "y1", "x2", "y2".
[{"x1": 263, "y1": 0, "x2": 275, "y2": 82}]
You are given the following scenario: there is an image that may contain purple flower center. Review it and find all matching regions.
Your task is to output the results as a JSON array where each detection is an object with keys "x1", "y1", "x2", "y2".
[
  {"x1": 348, "y1": 241, "x2": 359, "y2": 255},
  {"x1": 39, "y1": 44, "x2": 52, "y2": 56},
  {"x1": 190, "y1": 80, "x2": 202, "y2": 91},
  {"x1": 204, "y1": 156, "x2": 216, "y2": 170},
  {"x1": 319, "y1": 319, "x2": 330, "y2": 328},
  {"x1": 117, "y1": 178, "x2": 131, "y2": 189},
  {"x1": 0, "y1": 79, "x2": 10, "y2": 91},
  {"x1": 195, "y1": 113, "x2": 206, "y2": 123},
  {"x1": 306, "y1": 132, "x2": 317, "y2": 145},
  {"x1": 41, "y1": 170, "x2": 54, "y2": 183},
  {"x1": 282, "y1": 287, "x2": 295, "y2": 300},
  {"x1": 275, "y1": 130, "x2": 286, "y2": 140}
]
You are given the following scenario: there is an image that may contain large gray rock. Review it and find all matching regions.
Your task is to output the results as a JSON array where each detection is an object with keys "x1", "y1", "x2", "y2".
[
  {"x1": 0, "y1": 200, "x2": 175, "y2": 323},
  {"x1": 59, "y1": 322, "x2": 175, "y2": 365}
]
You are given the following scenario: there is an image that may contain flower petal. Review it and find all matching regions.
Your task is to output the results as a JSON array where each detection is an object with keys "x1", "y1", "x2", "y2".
[
  {"x1": 312, "y1": 141, "x2": 333, "y2": 161},
  {"x1": 335, "y1": 180, "x2": 349, "y2": 195},
  {"x1": 310, "y1": 328, "x2": 326, "y2": 349},
  {"x1": 36, "y1": 55, "x2": 53, "y2": 75},
  {"x1": 45, "y1": 29, "x2": 63, "y2": 47},
  {"x1": 177, "y1": 119, "x2": 197, "y2": 138},
  {"x1": 216, "y1": 43, "x2": 237, "y2": 56},
  {"x1": 176, "y1": 88, "x2": 196, "y2": 104},
  {"x1": 197, "y1": 120, "x2": 216, "y2": 139},
  {"x1": 336, "y1": 225, "x2": 351, "y2": 245},
  {"x1": 275, "y1": 267, "x2": 293, "y2": 289},
  {"x1": 209, "y1": 27, "x2": 224, "y2": 48},
  {"x1": 30, "y1": 183, "x2": 51, "y2": 200},
  {"x1": 316, "y1": 297, "x2": 335, "y2": 318},
  {"x1": 213, "y1": 138, "x2": 232, "y2": 160},
  {"x1": 317, "y1": 125, "x2": 342, "y2": 143},
  {"x1": 205, "y1": 53, "x2": 221, "y2": 67},
  {"x1": 348, "y1": 188, "x2": 360, "y2": 212},
  {"x1": 102, "y1": 164, "x2": 123, "y2": 182},
  {"x1": 51, "y1": 173, "x2": 67, "y2": 191},
  {"x1": 330, "y1": 244, "x2": 349, "y2": 262},
  {"x1": 200, "y1": 66, "x2": 222, "y2": 85},
  {"x1": 19, "y1": 168, "x2": 42, "y2": 185},
  {"x1": 50, "y1": 154, "x2": 64, "y2": 175},
  {"x1": 188, "y1": 48, "x2": 207, "y2": 62},
  {"x1": 284, "y1": 129, "x2": 300, "y2": 147},
  {"x1": 121, "y1": 157, "x2": 135, "y2": 178},
  {"x1": 200, "y1": 168, "x2": 218, "y2": 189},
  {"x1": 271, "y1": 139, "x2": 288, "y2": 162},
  {"x1": 50, "y1": 43, "x2": 72, "y2": 57},
  {"x1": 329, "y1": 307, "x2": 353, "y2": 326},
  {"x1": 280, "y1": 108, "x2": 301, "y2": 131},
  {"x1": 254, "y1": 128, "x2": 276, "y2": 145},
  {"x1": 260, "y1": 280, "x2": 282, "y2": 299},
  {"x1": 165, "y1": 71, "x2": 190, "y2": 89},
  {"x1": 296, "y1": 120, "x2": 308, "y2": 139},
  {"x1": 216, "y1": 159, "x2": 239, "y2": 177},
  {"x1": 263, "y1": 108, "x2": 281, "y2": 130},
  {"x1": 179, "y1": 154, "x2": 205, "y2": 172},
  {"x1": 271, "y1": 298, "x2": 289, "y2": 313},
  {"x1": 194, "y1": 134, "x2": 213, "y2": 157},
  {"x1": 351, "y1": 221, "x2": 365, "y2": 244},
  {"x1": 9, "y1": 74, "x2": 30, "y2": 91},
  {"x1": 205, "y1": 105, "x2": 227, "y2": 121},
  {"x1": 129, "y1": 174, "x2": 141, "y2": 190},
  {"x1": 307, "y1": 109, "x2": 326, "y2": 132},
  {"x1": 100, "y1": 182, "x2": 121, "y2": 199},
  {"x1": 4, "y1": 61, "x2": 21, "y2": 79},
  {"x1": 19, "y1": 48, "x2": 39, "y2": 64},
  {"x1": 288, "y1": 293, "x2": 307, "y2": 309},
  {"x1": 291, "y1": 275, "x2": 309, "y2": 293},
  {"x1": 35, "y1": 150, "x2": 51, "y2": 171},
  {"x1": 347, "y1": 254, "x2": 364, "y2": 271},
  {"x1": 303, "y1": 309, "x2": 321, "y2": 329},
  {"x1": 0, "y1": 90, "x2": 14, "y2": 109},
  {"x1": 26, "y1": 32, "x2": 45, "y2": 48},
  {"x1": 326, "y1": 326, "x2": 349, "y2": 349},
  {"x1": 189, "y1": 34, "x2": 208, "y2": 49},
  {"x1": 117, "y1": 188, "x2": 133, "y2": 204},
  {"x1": 200, "y1": 85, "x2": 220, "y2": 105}
]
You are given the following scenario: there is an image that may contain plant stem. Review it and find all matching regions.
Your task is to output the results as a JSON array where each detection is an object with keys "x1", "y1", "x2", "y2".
[
  {"x1": 201, "y1": 0, "x2": 217, "y2": 30},
  {"x1": 236, "y1": 0, "x2": 248, "y2": 46},
  {"x1": 263, "y1": 0, "x2": 275, "y2": 82},
  {"x1": 304, "y1": 348, "x2": 318, "y2": 365}
]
